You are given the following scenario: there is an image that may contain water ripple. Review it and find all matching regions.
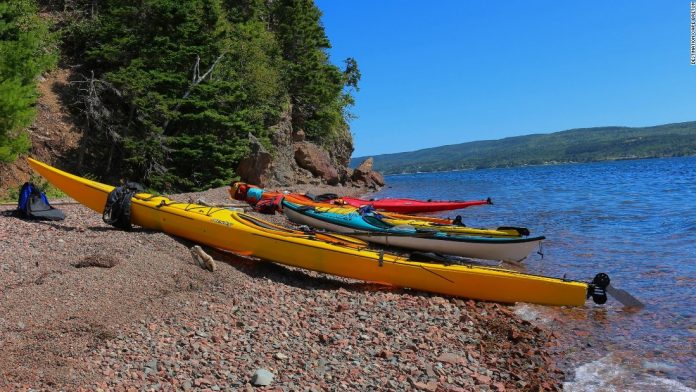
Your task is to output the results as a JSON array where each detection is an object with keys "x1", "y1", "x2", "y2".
[{"x1": 377, "y1": 156, "x2": 696, "y2": 388}]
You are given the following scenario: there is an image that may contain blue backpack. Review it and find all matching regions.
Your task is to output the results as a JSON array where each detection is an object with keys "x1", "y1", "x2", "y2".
[{"x1": 17, "y1": 182, "x2": 65, "y2": 221}]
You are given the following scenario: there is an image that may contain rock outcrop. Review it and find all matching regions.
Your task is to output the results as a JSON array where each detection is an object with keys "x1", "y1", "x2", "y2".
[
  {"x1": 294, "y1": 142, "x2": 339, "y2": 185},
  {"x1": 235, "y1": 134, "x2": 273, "y2": 187},
  {"x1": 351, "y1": 157, "x2": 385, "y2": 189},
  {"x1": 235, "y1": 107, "x2": 383, "y2": 190}
]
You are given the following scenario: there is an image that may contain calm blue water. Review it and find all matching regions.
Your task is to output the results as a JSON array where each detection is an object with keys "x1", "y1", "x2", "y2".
[{"x1": 373, "y1": 157, "x2": 696, "y2": 390}]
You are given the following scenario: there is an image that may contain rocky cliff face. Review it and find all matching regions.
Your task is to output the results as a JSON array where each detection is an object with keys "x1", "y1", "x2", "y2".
[{"x1": 236, "y1": 108, "x2": 383, "y2": 190}]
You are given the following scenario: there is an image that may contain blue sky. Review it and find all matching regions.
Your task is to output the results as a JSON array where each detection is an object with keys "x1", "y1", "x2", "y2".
[{"x1": 316, "y1": 1, "x2": 696, "y2": 157}]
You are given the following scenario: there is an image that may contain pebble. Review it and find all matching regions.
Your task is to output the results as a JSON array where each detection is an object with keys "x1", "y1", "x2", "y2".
[
  {"x1": 436, "y1": 352, "x2": 465, "y2": 364},
  {"x1": 0, "y1": 200, "x2": 569, "y2": 391},
  {"x1": 250, "y1": 368, "x2": 274, "y2": 386},
  {"x1": 145, "y1": 359, "x2": 158, "y2": 370},
  {"x1": 642, "y1": 360, "x2": 677, "y2": 373}
]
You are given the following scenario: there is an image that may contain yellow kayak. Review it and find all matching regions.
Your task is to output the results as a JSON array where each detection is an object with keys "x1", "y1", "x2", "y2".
[
  {"x1": 380, "y1": 217, "x2": 523, "y2": 237},
  {"x1": 27, "y1": 158, "x2": 606, "y2": 306}
]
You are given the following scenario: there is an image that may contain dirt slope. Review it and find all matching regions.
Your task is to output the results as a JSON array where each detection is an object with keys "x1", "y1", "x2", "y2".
[{"x1": 0, "y1": 67, "x2": 82, "y2": 199}]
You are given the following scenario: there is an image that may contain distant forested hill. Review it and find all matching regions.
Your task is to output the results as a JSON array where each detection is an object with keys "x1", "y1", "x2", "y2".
[{"x1": 351, "y1": 121, "x2": 696, "y2": 174}]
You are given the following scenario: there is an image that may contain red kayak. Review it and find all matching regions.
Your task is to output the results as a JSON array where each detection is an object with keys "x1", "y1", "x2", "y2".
[
  {"x1": 230, "y1": 182, "x2": 492, "y2": 214},
  {"x1": 337, "y1": 196, "x2": 492, "y2": 213}
]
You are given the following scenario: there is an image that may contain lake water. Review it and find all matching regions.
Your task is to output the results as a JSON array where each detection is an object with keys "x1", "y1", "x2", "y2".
[{"x1": 372, "y1": 157, "x2": 696, "y2": 390}]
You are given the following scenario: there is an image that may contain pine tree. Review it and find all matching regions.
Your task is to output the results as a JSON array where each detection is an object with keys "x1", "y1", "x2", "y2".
[
  {"x1": 74, "y1": 0, "x2": 284, "y2": 190},
  {"x1": 0, "y1": 0, "x2": 56, "y2": 162},
  {"x1": 64, "y1": 0, "x2": 358, "y2": 190},
  {"x1": 270, "y1": 0, "x2": 345, "y2": 139}
]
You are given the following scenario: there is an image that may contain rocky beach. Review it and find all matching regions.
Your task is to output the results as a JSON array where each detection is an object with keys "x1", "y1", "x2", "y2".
[
  {"x1": 0, "y1": 185, "x2": 570, "y2": 391},
  {"x1": 4, "y1": 2, "x2": 694, "y2": 390}
]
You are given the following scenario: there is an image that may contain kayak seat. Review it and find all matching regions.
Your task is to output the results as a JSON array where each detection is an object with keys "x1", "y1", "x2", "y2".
[
  {"x1": 305, "y1": 192, "x2": 339, "y2": 202},
  {"x1": 362, "y1": 215, "x2": 395, "y2": 230}
]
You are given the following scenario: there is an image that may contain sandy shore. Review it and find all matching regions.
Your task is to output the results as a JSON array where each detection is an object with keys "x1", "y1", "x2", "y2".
[{"x1": 0, "y1": 185, "x2": 566, "y2": 391}]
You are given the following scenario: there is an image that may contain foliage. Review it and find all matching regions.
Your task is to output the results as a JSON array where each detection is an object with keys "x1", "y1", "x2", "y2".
[
  {"x1": 1, "y1": 173, "x2": 66, "y2": 203},
  {"x1": 0, "y1": 0, "x2": 56, "y2": 162},
  {"x1": 353, "y1": 122, "x2": 696, "y2": 174},
  {"x1": 270, "y1": 0, "x2": 343, "y2": 140},
  {"x1": 62, "y1": 0, "x2": 359, "y2": 191},
  {"x1": 32, "y1": 173, "x2": 67, "y2": 199}
]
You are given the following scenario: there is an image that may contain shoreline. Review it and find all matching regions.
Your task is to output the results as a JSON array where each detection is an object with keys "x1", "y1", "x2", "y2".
[
  {"x1": 377, "y1": 154, "x2": 696, "y2": 177},
  {"x1": 0, "y1": 184, "x2": 569, "y2": 390}
]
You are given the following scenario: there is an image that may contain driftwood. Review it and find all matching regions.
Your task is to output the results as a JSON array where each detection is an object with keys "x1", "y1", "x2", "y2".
[{"x1": 190, "y1": 245, "x2": 216, "y2": 272}]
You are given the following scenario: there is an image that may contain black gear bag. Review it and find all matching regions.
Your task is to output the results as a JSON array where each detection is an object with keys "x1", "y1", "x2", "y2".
[{"x1": 102, "y1": 182, "x2": 144, "y2": 230}]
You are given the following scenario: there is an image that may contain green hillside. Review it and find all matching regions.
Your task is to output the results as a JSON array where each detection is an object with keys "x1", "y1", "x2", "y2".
[
  {"x1": 2, "y1": 0, "x2": 360, "y2": 192},
  {"x1": 352, "y1": 121, "x2": 696, "y2": 174}
]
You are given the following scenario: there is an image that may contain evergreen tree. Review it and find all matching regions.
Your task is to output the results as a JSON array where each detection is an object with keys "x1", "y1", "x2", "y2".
[
  {"x1": 64, "y1": 0, "x2": 358, "y2": 190},
  {"x1": 270, "y1": 0, "x2": 345, "y2": 140},
  {"x1": 0, "y1": 0, "x2": 56, "y2": 162},
  {"x1": 75, "y1": 0, "x2": 284, "y2": 190}
]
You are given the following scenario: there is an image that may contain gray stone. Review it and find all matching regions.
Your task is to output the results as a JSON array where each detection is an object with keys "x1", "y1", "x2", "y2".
[
  {"x1": 145, "y1": 359, "x2": 158, "y2": 370},
  {"x1": 250, "y1": 368, "x2": 274, "y2": 386},
  {"x1": 643, "y1": 360, "x2": 677, "y2": 373}
]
